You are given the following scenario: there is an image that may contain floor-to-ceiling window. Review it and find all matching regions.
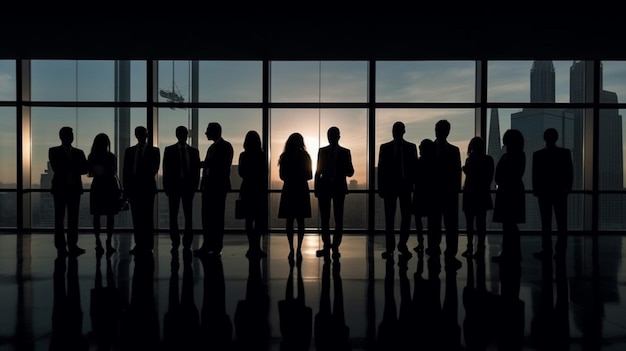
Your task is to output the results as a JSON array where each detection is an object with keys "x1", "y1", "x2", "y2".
[{"x1": 3, "y1": 59, "x2": 625, "y2": 232}]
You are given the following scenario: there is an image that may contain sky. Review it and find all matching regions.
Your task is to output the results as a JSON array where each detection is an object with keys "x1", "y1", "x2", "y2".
[{"x1": 1, "y1": 59, "x2": 626, "y2": 189}]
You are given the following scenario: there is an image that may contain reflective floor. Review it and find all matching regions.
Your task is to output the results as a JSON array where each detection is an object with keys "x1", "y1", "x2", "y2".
[{"x1": 0, "y1": 232, "x2": 624, "y2": 350}]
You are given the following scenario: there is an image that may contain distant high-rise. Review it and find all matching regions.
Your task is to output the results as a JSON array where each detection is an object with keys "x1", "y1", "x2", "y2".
[
  {"x1": 487, "y1": 108, "x2": 503, "y2": 170},
  {"x1": 530, "y1": 61, "x2": 556, "y2": 103}
]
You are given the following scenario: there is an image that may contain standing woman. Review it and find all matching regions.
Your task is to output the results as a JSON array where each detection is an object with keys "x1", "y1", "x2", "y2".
[
  {"x1": 88, "y1": 133, "x2": 119, "y2": 256},
  {"x1": 238, "y1": 130, "x2": 269, "y2": 258},
  {"x1": 491, "y1": 129, "x2": 526, "y2": 263},
  {"x1": 278, "y1": 133, "x2": 313, "y2": 261},
  {"x1": 461, "y1": 136, "x2": 494, "y2": 258}
]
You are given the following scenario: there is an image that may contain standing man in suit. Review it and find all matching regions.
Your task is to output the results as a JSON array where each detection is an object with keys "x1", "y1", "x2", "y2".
[
  {"x1": 49, "y1": 126, "x2": 89, "y2": 256},
  {"x1": 430, "y1": 119, "x2": 462, "y2": 267},
  {"x1": 123, "y1": 126, "x2": 161, "y2": 254},
  {"x1": 163, "y1": 126, "x2": 201, "y2": 253},
  {"x1": 532, "y1": 128, "x2": 573, "y2": 260},
  {"x1": 195, "y1": 122, "x2": 233, "y2": 257},
  {"x1": 378, "y1": 121, "x2": 418, "y2": 259},
  {"x1": 314, "y1": 126, "x2": 355, "y2": 259}
]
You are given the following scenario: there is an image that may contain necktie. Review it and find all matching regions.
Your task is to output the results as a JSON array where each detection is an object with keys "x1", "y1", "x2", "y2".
[
  {"x1": 134, "y1": 144, "x2": 145, "y2": 175},
  {"x1": 180, "y1": 145, "x2": 189, "y2": 179}
]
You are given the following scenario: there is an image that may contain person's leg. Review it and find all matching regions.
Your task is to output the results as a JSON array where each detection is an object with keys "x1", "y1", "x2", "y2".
[
  {"x1": 443, "y1": 194, "x2": 459, "y2": 258},
  {"x1": 382, "y1": 195, "x2": 397, "y2": 257},
  {"x1": 553, "y1": 194, "x2": 568, "y2": 257},
  {"x1": 536, "y1": 196, "x2": 553, "y2": 258},
  {"x1": 462, "y1": 211, "x2": 474, "y2": 257},
  {"x1": 397, "y1": 192, "x2": 412, "y2": 255},
  {"x1": 66, "y1": 193, "x2": 83, "y2": 253},
  {"x1": 286, "y1": 217, "x2": 295, "y2": 259},
  {"x1": 168, "y1": 194, "x2": 181, "y2": 249},
  {"x1": 105, "y1": 214, "x2": 115, "y2": 254},
  {"x1": 94, "y1": 214, "x2": 103, "y2": 253},
  {"x1": 197, "y1": 190, "x2": 211, "y2": 253},
  {"x1": 214, "y1": 191, "x2": 227, "y2": 253},
  {"x1": 318, "y1": 195, "x2": 332, "y2": 255},
  {"x1": 332, "y1": 194, "x2": 346, "y2": 252},
  {"x1": 181, "y1": 192, "x2": 195, "y2": 249},
  {"x1": 475, "y1": 209, "x2": 487, "y2": 256},
  {"x1": 53, "y1": 193, "x2": 68, "y2": 253},
  {"x1": 296, "y1": 217, "x2": 305, "y2": 252}
]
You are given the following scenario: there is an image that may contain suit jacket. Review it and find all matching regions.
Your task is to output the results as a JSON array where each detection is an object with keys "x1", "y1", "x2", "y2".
[
  {"x1": 377, "y1": 139, "x2": 418, "y2": 198},
  {"x1": 434, "y1": 139, "x2": 462, "y2": 196},
  {"x1": 122, "y1": 143, "x2": 161, "y2": 198},
  {"x1": 163, "y1": 143, "x2": 201, "y2": 196},
  {"x1": 48, "y1": 145, "x2": 89, "y2": 195},
  {"x1": 314, "y1": 144, "x2": 354, "y2": 197},
  {"x1": 200, "y1": 138, "x2": 234, "y2": 193},
  {"x1": 532, "y1": 146, "x2": 573, "y2": 197}
]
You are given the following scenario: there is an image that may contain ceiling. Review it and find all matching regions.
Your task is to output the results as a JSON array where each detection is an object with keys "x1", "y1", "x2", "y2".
[{"x1": 3, "y1": 14, "x2": 625, "y2": 60}]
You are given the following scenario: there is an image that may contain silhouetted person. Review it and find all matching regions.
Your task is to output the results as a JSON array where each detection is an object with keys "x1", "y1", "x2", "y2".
[
  {"x1": 492, "y1": 129, "x2": 526, "y2": 263},
  {"x1": 234, "y1": 255, "x2": 271, "y2": 351},
  {"x1": 199, "y1": 254, "x2": 233, "y2": 349},
  {"x1": 123, "y1": 126, "x2": 160, "y2": 255},
  {"x1": 119, "y1": 253, "x2": 160, "y2": 351},
  {"x1": 50, "y1": 256, "x2": 88, "y2": 351},
  {"x1": 278, "y1": 132, "x2": 313, "y2": 261},
  {"x1": 49, "y1": 126, "x2": 89, "y2": 256},
  {"x1": 314, "y1": 126, "x2": 355, "y2": 259},
  {"x1": 430, "y1": 119, "x2": 462, "y2": 268},
  {"x1": 412, "y1": 138, "x2": 437, "y2": 253},
  {"x1": 461, "y1": 136, "x2": 494, "y2": 258},
  {"x1": 195, "y1": 122, "x2": 233, "y2": 257},
  {"x1": 238, "y1": 130, "x2": 269, "y2": 259},
  {"x1": 314, "y1": 258, "x2": 351, "y2": 351},
  {"x1": 87, "y1": 133, "x2": 119, "y2": 257},
  {"x1": 163, "y1": 251, "x2": 200, "y2": 351},
  {"x1": 90, "y1": 251, "x2": 123, "y2": 350},
  {"x1": 532, "y1": 128, "x2": 573, "y2": 261},
  {"x1": 378, "y1": 121, "x2": 418, "y2": 259},
  {"x1": 163, "y1": 125, "x2": 201, "y2": 253},
  {"x1": 278, "y1": 257, "x2": 312, "y2": 351}
]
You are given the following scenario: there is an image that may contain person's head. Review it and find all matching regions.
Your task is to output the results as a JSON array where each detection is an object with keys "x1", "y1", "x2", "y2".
[
  {"x1": 467, "y1": 136, "x2": 485, "y2": 157},
  {"x1": 175, "y1": 126, "x2": 189, "y2": 144},
  {"x1": 435, "y1": 119, "x2": 451, "y2": 141},
  {"x1": 135, "y1": 126, "x2": 148, "y2": 144},
  {"x1": 59, "y1": 126, "x2": 74, "y2": 146},
  {"x1": 284, "y1": 133, "x2": 306, "y2": 153},
  {"x1": 503, "y1": 129, "x2": 524, "y2": 154},
  {"x1": 243, "y1": 130, "x2": 262, "y2": 152},
  {"x1": 327, "y1": 126, "x2": 340, "y2": 145},
  {"x1": 392, "y1": 121, "x2": 405, "y2": 141},
  {"x1": 419, "y1": 138, "x2": 435, "y2": 158},
  {"x1": 205, "y1": 122, "x2": 222, "y2": 141},
  {"x1": 544, "y1": 128, "x2": 558, "y2": 146},
  {"x1": 91, "y1": 133, "x2": 111, "y2": 155}
]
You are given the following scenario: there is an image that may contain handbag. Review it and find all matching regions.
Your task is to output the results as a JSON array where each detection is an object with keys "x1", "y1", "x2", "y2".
[
  {"x1": 115, "y1": 174, "x2": 130, "y2": 212},
  {"x1": 235, "y1": 197, "x2": 246, "y2": 219}
]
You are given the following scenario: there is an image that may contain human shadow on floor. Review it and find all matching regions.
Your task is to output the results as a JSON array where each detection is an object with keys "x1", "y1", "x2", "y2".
[
  {"x1": 234, "y1": 255, "x2": 271, "y2": 351},
  {"x1": 314, "y1": 257, "x2": 350, "y2": 351},
  {"x1": 50, "y1": 255, "x2": 88, "y2": 351},
  {"x1": 278, "y1": 257, "x2": 312, "y2": 351}
]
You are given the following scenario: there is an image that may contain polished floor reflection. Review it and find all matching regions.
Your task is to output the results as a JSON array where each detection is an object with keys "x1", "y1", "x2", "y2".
[{"x1": 0, "y1": 232, "x2": 624, "y2": 350}]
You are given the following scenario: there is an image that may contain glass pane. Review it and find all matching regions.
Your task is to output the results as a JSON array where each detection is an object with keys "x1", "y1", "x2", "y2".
[
  {"x1": 270, "y1": 61, "x2": 368, "y2": 102},
  {"x1": 599, "y1": 194, "x2": 626, "y2": 230},
  {"x1": 598, "y1": 108, "x2": 624, "y2": 191},
  {"x1": 0, "y1": 60, "x2": 16, "y2": 101},
  {"x1": 376, "y1": 61, "x2": 475, "y2": 102},
  {"x1": 0, "y1": 107, "x2": 16, "y2": 188},
  {"x1": 602, "y1": 61, "x2": 626, "y2": 103},
  {"x1": 488, "y1": 61, "x2": 579, "y2": 103},
  {"x1": 0, "y1": 192, "x2": 16, "y2": 227},
  {"x1": 199, "y1": 61, "x2": 262, "y2": 102}
]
